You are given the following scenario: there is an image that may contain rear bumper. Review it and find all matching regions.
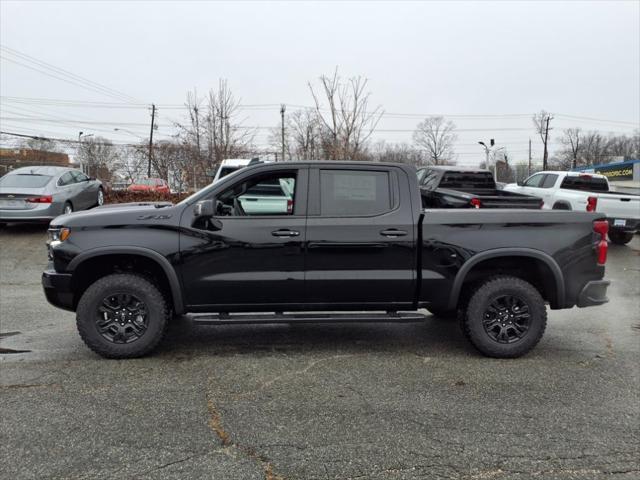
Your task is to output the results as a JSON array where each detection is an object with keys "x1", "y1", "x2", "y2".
[
  {"x1": 608, "y1": 217, "x2": 639, "y2": 233},
  {"x1": 42, "y1": 268, "x2": 74, "y2": 311},
  {"x1": 576, "y1": 280, "x2": 610, "y2": 308}
]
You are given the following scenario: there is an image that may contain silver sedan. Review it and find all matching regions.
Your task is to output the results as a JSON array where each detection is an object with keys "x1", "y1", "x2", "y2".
[{"x1": 0, "y1": 166, "x2": 104, "y2": 225}]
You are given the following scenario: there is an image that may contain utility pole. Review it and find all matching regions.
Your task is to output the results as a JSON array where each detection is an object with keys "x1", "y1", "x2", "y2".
[
  {"x1": 542, "y1": 114, "x2": 553, "y2": 171},
  {"x1": 148, "y1": 104, "x2": 156, "y2": 178},
  {"x1": 193, "y1": 105, "x2": 200, "y2": 190},
  {"x1": 280, "y1": 104, "x2": 286, "y2": 162},
  {"x1": 528, "y1": 138, "x2": 532, "y2": 176}
]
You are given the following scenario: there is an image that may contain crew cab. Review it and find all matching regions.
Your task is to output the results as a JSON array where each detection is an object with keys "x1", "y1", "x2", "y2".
[
  {"x1": 418, "y1": 166, "x2": 542, "y2": 209},
  {"x1": 42, "y1": 162, "x2": 610, "y2": 359},
  {"x1": 504, "y1": 171, "x2": 640, "y2": 244}
]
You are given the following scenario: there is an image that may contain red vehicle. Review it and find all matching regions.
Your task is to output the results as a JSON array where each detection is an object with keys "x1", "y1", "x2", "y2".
[{"x1": 127, "y1": 178, "x2": 170, "y2": 194}]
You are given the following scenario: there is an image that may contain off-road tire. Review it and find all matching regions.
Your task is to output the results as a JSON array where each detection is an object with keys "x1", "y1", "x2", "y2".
[
  {"x1": 76, "y1": 273, "x2": 168, "y2": 358},
  {"x1": 608, "y1": 230, "x2": 634, "y2": 245},
  {"x1": 462, "y1": 276, "x2": 547, "y2": 358}
]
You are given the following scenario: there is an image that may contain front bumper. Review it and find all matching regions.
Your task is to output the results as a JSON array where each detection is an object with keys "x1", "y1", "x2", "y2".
[
  {"x1": 577, "y1": 280, "x2": 610, "y2": 308},
  {"x1": 42, "y1": 268, "x2": 74, "y2": 311}
]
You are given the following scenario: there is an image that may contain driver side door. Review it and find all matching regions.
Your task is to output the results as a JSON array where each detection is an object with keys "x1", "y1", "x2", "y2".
[{"x1": 179, "y1": 167, "x2": 308, "y2": 311}]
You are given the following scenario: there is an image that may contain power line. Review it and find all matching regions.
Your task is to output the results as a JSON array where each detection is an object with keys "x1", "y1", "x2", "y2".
[{"x1": 0, "y1": 45, "x2": 143, "y2": 104}]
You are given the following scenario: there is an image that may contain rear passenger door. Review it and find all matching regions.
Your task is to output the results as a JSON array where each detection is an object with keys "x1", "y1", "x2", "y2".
[{"x1": 304, "y1": 166, "x2": 416, "y2": 308}]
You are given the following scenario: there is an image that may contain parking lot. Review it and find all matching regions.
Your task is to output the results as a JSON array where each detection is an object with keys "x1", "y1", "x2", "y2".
[{"x1": 0, "y1": 224, "x2": 638, "y2": 480}]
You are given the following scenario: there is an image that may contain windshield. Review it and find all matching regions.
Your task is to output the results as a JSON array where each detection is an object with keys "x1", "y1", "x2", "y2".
[{"x1": 0, "y1": 174, "x2": 53, "y2": 188}]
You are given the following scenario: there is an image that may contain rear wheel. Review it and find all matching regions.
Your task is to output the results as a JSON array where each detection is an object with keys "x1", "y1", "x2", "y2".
[
  {"x1": 462, "y1": 276, "x2": 547, "y2": 358},
  {"x1": 96, "y1": 187, "x2": 104, "y2": 207},
  {"x1": 63, "y1": 202, "x2": 73, "y2": 215},
  {"x1": 76, "y1": 273, "x2": 168, "y2": 358},
  {"x1": 608, "y1": 229, "x2": 634, "y2": 245}
]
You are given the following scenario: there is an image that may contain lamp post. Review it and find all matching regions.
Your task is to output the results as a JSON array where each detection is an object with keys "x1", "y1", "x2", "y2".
[
  {"x1": 78, "y1": 132, "x2": 93, "y2": 174},
  {"x1": 478, "y1": 140, "x2": 505, "y2": 181}
]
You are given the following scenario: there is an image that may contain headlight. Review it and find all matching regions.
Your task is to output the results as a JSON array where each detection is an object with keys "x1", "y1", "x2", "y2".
[{"x1": 47, "y1": 227, "x2": 70, "y2": 243}]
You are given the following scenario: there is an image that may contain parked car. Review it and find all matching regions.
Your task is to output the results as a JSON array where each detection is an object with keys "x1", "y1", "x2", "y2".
[
  {"x1": 418, "y1": 166, "x2": 543, "y2": 209},
  {"x1": 127, "y1": 178, "x2": 170, "y2": 194},
  {"x1": 0, "y1": 166, "x2": 103, "y2": 225},
  {"x1": 504, "y1": 171, "x2": 640, "y2": 244}
]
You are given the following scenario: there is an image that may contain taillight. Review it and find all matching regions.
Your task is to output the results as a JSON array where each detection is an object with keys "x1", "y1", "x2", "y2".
[
  {"x1": 286, "y1": 199, "x2": 293, "y2": 214},
  {"x1": 26, "y1": 195, "x2": 53, "y2": 203},
  {"x1": 586, "y1": 196, "x2": 597, "y2": 212},
  {"x1": 470, "y1": 198, "x2": 482, "y2": 209},
  {"x1": 593, "y1": 220, "x2": 608, "y2": 265}
]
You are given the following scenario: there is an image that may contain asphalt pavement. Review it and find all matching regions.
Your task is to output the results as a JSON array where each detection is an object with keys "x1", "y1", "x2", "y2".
[{"x1": 1, "y1": 223, "x2": 639, "y2": 480}]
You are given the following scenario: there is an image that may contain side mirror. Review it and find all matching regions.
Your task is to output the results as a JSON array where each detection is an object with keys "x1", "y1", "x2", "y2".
[{"x1": 194, "y1": 199, "x2": 215, "y2": 218}]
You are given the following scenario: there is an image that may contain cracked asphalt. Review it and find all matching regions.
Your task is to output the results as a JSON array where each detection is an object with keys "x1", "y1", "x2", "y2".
[{"x1": 1, "y1": 224, "x2": 639, "y2": 480}]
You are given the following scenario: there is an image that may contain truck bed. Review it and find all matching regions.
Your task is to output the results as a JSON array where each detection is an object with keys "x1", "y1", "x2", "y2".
[{"x1": 421, "y1": 186, "x2": 542, "y2": 209}]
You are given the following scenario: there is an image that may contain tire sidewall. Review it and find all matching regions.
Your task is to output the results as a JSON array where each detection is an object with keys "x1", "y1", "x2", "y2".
[
  {"x1": 77, "y1": 274, "x2": 167, "y2": 358},
  {"x1": 464, "y1": 277, "x2": 547, "y2": 358}
]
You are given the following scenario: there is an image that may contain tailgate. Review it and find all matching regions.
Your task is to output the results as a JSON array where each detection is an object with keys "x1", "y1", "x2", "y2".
[{"x1": 597, "y1": 195, "x2": 640, "y2": 220}]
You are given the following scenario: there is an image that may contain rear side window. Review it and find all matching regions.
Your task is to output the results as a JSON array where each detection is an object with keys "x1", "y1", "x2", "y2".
[
  {"x1": 541, "y1": 174, "x2": 558, "y2": 188},
  {"x1": 560, "y1": 175, "x2": 609, "y2": 192},
  {"x1": 0, "y1": 174, "x2": 53, "y2": 188},
  {"x1": 320, "y1": 170, "x2": 391, "y2": 216}
]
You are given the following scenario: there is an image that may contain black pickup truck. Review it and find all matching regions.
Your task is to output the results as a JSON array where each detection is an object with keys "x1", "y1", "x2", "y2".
[
  {"x1": 418, "y1": 166, "x2": 543, "y2": 209},
  {"x1": 43, "y1": 162, "x2": 610, "y2": 359}
]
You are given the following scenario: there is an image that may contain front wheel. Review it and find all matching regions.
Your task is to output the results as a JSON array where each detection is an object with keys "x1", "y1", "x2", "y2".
[
  {"x1": 462, "y1": 276, "x2": 547, "y2": 358},
  {"x1": 76, "y1": 273, "x2": 168, "y2": 358},
  {"x1": 608, "y1": 229, "x2": 634, "y2": 245}
]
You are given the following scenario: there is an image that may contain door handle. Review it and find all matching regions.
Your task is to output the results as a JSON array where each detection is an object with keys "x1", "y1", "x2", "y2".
[
  {"x1": 271, "y1": 229, "x2": 300, "y2": 237},
  {"x1": 380, "y1": 229, "x2": 408, "y2": 238}
]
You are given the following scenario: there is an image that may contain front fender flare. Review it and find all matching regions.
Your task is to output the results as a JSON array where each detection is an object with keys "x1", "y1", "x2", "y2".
[
  {"x1": 67, "y1": 246, "x2": 184, "y2": 314},
  {"x1": 447, "y1": 248, "x2": 565, "y2": 310}
]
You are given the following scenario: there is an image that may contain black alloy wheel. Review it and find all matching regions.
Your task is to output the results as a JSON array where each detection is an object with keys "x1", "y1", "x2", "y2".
[
  {"x1": 97, "y1": 293, "x2": 148, "y2": 344},
  {"x1": 482, "y1": 294, "x2": 530, "y2": 344}
]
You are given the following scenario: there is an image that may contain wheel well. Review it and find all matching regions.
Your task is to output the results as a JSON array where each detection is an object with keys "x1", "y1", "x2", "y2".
[
  {"x1": 552, "y1": 201, "x2": 571, "y2": 210},
  {"x1": 457, "y1": 256, "x2": 559, "y2": 308},
  {"x1": 71, "y1": 254, "x2": 174, "y2": 312}
]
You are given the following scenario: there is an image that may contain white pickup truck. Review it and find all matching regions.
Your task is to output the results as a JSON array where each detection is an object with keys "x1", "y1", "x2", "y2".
[{"x1": 504, "y1": 171, "x2": 640, "y2": 245}]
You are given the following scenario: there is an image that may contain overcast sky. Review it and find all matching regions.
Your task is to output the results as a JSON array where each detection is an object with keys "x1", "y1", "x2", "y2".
[{"x1": 1, "y1": 0, "x2": 639, "y2": 165}]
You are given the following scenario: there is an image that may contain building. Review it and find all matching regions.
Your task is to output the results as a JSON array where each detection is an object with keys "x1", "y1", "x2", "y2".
[
  {"x1": 573, "y1": 159, "x2": 640, "y2": 194},
  {"x1": 0, "y1": 148, "x2": 70, "y2": 175}
]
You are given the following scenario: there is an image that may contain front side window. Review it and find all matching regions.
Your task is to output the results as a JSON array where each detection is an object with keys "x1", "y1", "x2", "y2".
[
  {"x1": 320, "y1": 170, "x2": 391, "y2": 216},
  {"x1": 523, "y1": 173, "x2": 545, "y2": 188},
  {"x1": 216, "y1": 171, "x2": 296, "y2": 216}
]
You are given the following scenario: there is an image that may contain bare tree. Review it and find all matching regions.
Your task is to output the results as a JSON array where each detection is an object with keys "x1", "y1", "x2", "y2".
[
  {"x1": 21, "y1": 136, "x2": 59, "y2": 153},
  {"x1": 412, "y1": 116, "x2": 457, "y2": 165},
  {"x1": 370, "y1": 141, "x2": 425, "y2": 165},
  {"x1": 117, "y1": 144, "x2": 147, "y2": 184},
  {"x1": 176, "y1": 81, "x2": 254, "y2": 187},
  {"x1": 533, "y1": 110, "x2": 553, "y2": 170},
  {"x1": 581, "y1": 131, "x2": 610, "y2": 166},
  {"x1": 76, "y1": 136, "x2": 119, "y2": 181},
  {"x1": 559, "y1": 128, "x2": 582, "y2": 169},
  {"x1": 308, "y1": 68, "x2": 383, "y2": 160}
]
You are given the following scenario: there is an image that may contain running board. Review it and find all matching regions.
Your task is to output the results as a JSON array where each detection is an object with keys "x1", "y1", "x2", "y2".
[{"x1": 188, "y1": 312, "x2": 427, "y2": 325}]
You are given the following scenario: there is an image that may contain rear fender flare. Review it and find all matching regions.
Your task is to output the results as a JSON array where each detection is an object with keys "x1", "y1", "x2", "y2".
[{"x1": 447, "y1": 248, "x2": 565, "y2": 310}]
